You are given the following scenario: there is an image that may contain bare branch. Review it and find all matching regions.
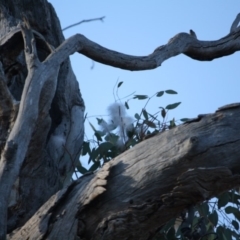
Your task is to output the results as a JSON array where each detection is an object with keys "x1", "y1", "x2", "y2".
[
  {"x1": 62, "y1": 16, "x2": 105, "y2": 31},
  {"x1": 230, "y1": 13, "x2": 240, "y2": 32},
  {"x1": 46, "y1": 13, "x2": 240, "y2": 71}
]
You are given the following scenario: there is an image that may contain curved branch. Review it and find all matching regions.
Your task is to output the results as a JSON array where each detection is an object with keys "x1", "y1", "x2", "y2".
[{"x1": 46, "y1": 13, "x2": 240, "y2": 71}]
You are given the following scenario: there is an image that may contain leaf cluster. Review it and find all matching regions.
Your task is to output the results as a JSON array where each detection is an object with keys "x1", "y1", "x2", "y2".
[{"x1": 76, "y1": 82, "x2": 240, "y2": 240}]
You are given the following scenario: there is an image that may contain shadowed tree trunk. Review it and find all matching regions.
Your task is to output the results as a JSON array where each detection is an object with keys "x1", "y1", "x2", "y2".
[
  {"x1": 0, "y1": 1, "x2": 240, "y2": 239},
  {"x1": 0, "y1": 0, "x2": 84, "y2": 237}
]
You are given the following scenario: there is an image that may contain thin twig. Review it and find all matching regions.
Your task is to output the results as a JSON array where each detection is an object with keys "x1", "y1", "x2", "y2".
[{"x1": 62, "y1": 16, "x2": 105, "y2": 31}]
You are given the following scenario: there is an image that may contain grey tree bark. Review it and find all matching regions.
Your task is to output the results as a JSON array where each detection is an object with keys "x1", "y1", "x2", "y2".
[{"x1": 0, "y1": 1, "x2": 239, "y2": 239}]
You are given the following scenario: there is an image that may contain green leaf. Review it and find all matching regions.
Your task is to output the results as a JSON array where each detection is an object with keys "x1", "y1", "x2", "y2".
[
  {"x1": 201, "y1": 202, "x2": 210, "y2": 216},
  {"x1": 233, "y1": 211, "x2": 240, "y2": 221},
  {"x1": 166, "y1": 102, "x2": 181, "y2": 110},
  {"x1": 95, "y1": 131, "x2": 103, "y2": 141},
  {"x1": 89, "y1": 148, "x2": 99, "y2": 162},
  {"x1": 166, "y1": 226, "x2": 176, "y2": 239},
  {"x1": 134, "y1": 113, "x2": 140, "y2": 120},
  {"x1": 76, "y1": 165, "x2": 88, "y2": 174},
  {"x1": 223, "y1": 228, "x2": 232, "y2": 240},
  {"x1": 229, "y1": 191, "x2": 240, "y2": 204},
  {"x1": 117, "y1": 81, "x2": 123, "y2": 88},
  {"x1": 142, "y1": 109, "x2": 148, "y2": 120},
  {"x1": 156, "y1": 91, "x2": 164, "y2": 97},
  {"x1": 144, "y1": 120, "x2": 156, "y2": 128},
  {"x1": 225, "y1": 206, "x2": 238, "y2": 214},
  {"x1": 165, "y1": 89, "x2": 178, "y2": 94},
  {"x1": 98, "y1": 142, "x2": 114, "y2": 153},
  {"x1": 208, "y1": 210, "x2": 218, "y2": 227},
  {"x1": 125, "y1": 101, "x2": 129, "y2": 109},
  {"x1": 81, "y1": 141, "x2": 90, "y2": 156},
  {"x1": 96, "y1": 118, "x2": 103, "y2": 125},
  {"x1": 89, "y1": 161, "x2": 100, "y2": 172},
  {"x1": 105, "y1": 133, "x2": 119, "y2": 145},
  {"x1": 218, "y1": 191, "x2": 229, "y2": 209},
  {"x1": 161, "y1": 108, "x2": 166, "y2": 118},
  {"x1": 133, "y1": 95, "x2": 148, "y2": 100},
  {"x1": 232, "y1": 220, "x2": 239, "y2": 230},
  {"x1": 216, "y1": 226, "x2": 229, "y2": 240}
]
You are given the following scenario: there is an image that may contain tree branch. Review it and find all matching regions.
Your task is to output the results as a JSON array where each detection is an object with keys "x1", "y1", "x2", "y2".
[
  {"x1": 9, "y1": 104, "x2": 240, "y2": 239},
  {"x1": 230, "y1": 13, "x2": 240, "y2": 32},
  {"x1": 0, "y1": 21, "x2": 59, "y2": 238},
  {"x1": 62, "y1": 16, "x2": 105, "y2": 31},
  {"x1": 45, "y1": 13, "x2": 240, "y2": 71}
]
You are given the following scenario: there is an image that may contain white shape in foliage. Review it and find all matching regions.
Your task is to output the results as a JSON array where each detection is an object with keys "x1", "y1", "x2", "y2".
[
  {"x1": 100, "y1": 102, "x2": 134, "y2": 148},
  {"x1": 99, "y1": 119, "x2": 116, "y2": 134},
  {"x1": 135, "y1": 123, "x2": 148, "y2": 135}
]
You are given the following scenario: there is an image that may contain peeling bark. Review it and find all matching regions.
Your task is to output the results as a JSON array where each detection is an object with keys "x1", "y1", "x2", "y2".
[{"x1": 0, "y1": 0, "x2": 239, "y2": 239}]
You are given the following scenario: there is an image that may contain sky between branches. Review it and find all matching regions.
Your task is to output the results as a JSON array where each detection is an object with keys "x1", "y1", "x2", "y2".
[{"x1": 49, "y1": 0, "x2": 240, "y2": 168}]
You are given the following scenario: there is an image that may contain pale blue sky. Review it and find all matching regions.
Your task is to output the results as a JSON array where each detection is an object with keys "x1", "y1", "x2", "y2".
[{"x1": 49, "y1": 1, "x2": 240, "y2": 167}]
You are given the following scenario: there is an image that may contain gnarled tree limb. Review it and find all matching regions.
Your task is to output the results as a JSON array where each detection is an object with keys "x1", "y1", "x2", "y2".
[
  {"x1": 9, "y1": 104, "x2": 240, "y2": 240},
  {"x1": 0, "y1": 1, "x2": 240, "y2": 239},
  {"x1": 46, "y1": 13, "x2": 240, "y2": 70},
  {"x1": 3, "y1": 14, "x2": 240, "y2": 72}
]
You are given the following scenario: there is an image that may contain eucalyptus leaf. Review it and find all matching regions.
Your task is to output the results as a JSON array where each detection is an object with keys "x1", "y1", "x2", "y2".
[
  {"x1": 98, "y1": 142, "x2": 114, "y2": 153},
  {"x1": 96, "y1": 118, "x2": 103, "y2": 125},
  {"x1": 89, "y1": 148, "x2": 99, "y2": 162},
  {"x1": 117, "y1": 81, "x2": 123, "y2": 88},
  {"x1": 218, "y1": 192, "x2": 229, "y2": 209},
  {"x1": 142, "y1": 109, "x2": 148, "y2": 120},
  {"x1": 133, "y1": 95, "x2": 148, "y2": 100},
  {"x1": 232, "y1": 220, "x2": 239, "y2": 230},
  {"x1": 89, "y1": 161, "x2": 100, "y2": 172},
  {"x1": 156, "y1": 91, "x2": 164, "y2": 97},
  {"x1": 166, "y1": 227, "x2": 176, "y2": 239},
  {"x1": 81, "y1": 141, "x2": 90, "y2": 156},
  {"x1": 161, "y1": 108, "x2": 166, "y2": 118},
  {"x1": 135, "y1": 113, "x2": 140, "y2": 120},
  {"x1": 144, "y1": 120, "x2": 156, "y2": 128},
  {"x1": 95, "y1": 131, "x2": 103, "y2": 141},
  {"x1": 165, "y1": 89, "x2": 178, "y2": 94},
  {"x1": 166, "y1": 102, "x2": 181, "y2": 110},
  {"x1": 105, "y1": 133, "x2": 119, "y2": 145},
  {"x1": 208, "y1": 211, "x2": 218, "y2": 227},
  {"x1": 76, "y1": 165, "x2": 88, "y2": 174}
]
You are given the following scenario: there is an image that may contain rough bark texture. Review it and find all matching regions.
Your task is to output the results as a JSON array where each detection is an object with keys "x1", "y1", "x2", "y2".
[
  {"x1": 8, "y1": 104, "x2": 240, "y2": 240},
  {"x1": 0, "y1": 0, "x2": 84, "y2": 237},
  {"x1": 0, "y1": 0, "x2": 240, "y2": 239}
]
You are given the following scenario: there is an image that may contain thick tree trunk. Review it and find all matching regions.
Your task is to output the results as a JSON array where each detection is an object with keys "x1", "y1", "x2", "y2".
[
  {"x1": 0, "y1": 0, "x2": 240, "y2": 239},
  {"x1": 0, "y1": 0, "x2": 84, "y2": 236}
]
